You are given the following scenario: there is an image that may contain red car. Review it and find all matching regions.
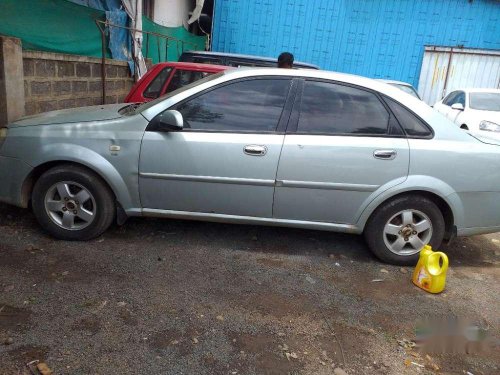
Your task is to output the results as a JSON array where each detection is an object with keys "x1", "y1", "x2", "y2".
[{"x1": 124, "y1": 62, "x2": 229, "y2": 103}]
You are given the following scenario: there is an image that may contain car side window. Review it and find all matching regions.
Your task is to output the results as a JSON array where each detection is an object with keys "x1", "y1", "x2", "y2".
[
  {"x1": 192, "y1": 57, "x2": 223, "y2": 65},
  {"x1": 297, "y1": 81, "x2": 390, "y2": 135},
  {"x1": 443, "y1": 91, "x2": 458, "y2": 106},
  {"x1": 166, "y1": 70, "x2": 213, "y2": 94},
  {"x1": 455, "y1": 92, "x2": 465, "y2": 106},
  {"x1": 143, "y1": 67, "x2": 172, "y2": 99},
  {"x1": 385, "y1": 97, "x2": 433, "y2": 138},
  {"x1": 173, "y1": 79, "x2": 291, "y2": 132}
]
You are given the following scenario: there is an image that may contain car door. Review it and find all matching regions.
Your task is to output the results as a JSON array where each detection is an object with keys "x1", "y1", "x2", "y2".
[
  {"x1": 140, "y1": 66, "x2": 173, "y2": 102},
  {"x1": 273, "y1": 80, "x2": 410, "y2": 224},
  {"x1": 139, "y1": 77, "x2": 294, "y2": 217}
]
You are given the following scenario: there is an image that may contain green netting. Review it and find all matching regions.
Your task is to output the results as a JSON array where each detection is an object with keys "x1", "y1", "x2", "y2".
[
  {"x1": 0, "y1": 0, "x2": 107, "y2": 57},
  {"x1": 141, "y1": 16, "x2": 206, "y2": 63},
  {"x1": 0, "y1": 0, "x2": 206, "y2": 62}
]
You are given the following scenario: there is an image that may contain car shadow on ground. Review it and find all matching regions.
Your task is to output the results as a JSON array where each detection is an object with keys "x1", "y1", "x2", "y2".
[{"x1": 1, "y1": 203, "x2": 496, "y2": 269}]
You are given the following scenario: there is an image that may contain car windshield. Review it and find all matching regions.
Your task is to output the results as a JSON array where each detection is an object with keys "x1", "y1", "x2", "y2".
[
  {"x1": 469, "y1": 92, "x2": 500, "y2": 111},
  {"x1": 388, "y1": 83, "x2": 419, "y2": 98},
  {"x1": 132, "y1": 71, "x2": 226, "y2": 114}
]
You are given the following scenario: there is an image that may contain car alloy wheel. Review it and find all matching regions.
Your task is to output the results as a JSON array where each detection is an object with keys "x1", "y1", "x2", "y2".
[
  {"x1": 44, "y1": 181, "x2": 96, "y2": 230},
  {"x1": 383, "y1": 209, "x2": 433, "y2": 256}
]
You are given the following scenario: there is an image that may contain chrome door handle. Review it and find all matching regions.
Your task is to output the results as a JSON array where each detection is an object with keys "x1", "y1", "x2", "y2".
[
  {"x1": 373, "y1": 149, "x2": 397, "y2": 160},
  {"x1": 244, "y1": 145, "x2": 267, "y2": 156}
]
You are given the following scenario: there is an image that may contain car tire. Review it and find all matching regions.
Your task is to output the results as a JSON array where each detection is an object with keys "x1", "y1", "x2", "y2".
[
  {"x1": 364, "y1": 195, "x2": 445, "y2": 265},
  {"x1": 32, "y1": 164, "x2": 115, "y2": 240},
  {"x1": 460, "y1": 124, "x2": 469, "y2": 130}
]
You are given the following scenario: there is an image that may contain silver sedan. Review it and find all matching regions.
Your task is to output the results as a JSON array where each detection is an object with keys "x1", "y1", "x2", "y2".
[{"x1": 1, "y1": 68, "x2": 499, "y2": 265}]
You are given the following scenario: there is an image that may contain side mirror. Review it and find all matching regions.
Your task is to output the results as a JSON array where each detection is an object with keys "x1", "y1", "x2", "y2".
[
  {"x1": 451, "y1": 103, "x2": 464, "y2": 111},
  {"x1": 150, "y1": 110, "x2": 184, "y2": 132}
]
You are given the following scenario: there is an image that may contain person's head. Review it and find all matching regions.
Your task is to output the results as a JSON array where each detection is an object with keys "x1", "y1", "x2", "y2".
[{"x1": 278, "y1": 52, "x2": 294, "y2": 68}]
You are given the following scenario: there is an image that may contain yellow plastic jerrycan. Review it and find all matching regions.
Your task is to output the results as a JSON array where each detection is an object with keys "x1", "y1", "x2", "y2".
[{"x1": 412, "y1": 245, "x2": 449, "y2": 294}]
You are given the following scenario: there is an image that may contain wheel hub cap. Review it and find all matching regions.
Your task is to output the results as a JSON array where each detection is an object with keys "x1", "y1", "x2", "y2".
[
  {"x1": 383, "y1": 209, "x2": 433, "y2": 256},
  {"x1": 44, "y1": 181, "x2": 96, "y2": 231}
]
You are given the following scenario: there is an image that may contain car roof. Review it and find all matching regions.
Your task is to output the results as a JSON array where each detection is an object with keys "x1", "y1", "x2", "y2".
[
  {"x1": 153, "y1": 61, "x2": 229, "y2": 72},
  {"x1": 376, "y1": 79, "x2": 413, "y2": 87},
  {"x1": 220, "y1": 67, "x2": 407, "y2": 93},
  {"x1": 456, "y1": 88, "x2": 500, "y2": 94},
  {"x1": 181, "y1": 50, "x2": 320, "y2": 69}
]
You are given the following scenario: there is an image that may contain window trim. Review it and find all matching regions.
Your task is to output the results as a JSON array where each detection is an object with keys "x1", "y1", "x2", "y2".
[
  {"x1": 286, "y1": 78, "x2": 405, "y2": 138},
  {"x1": 381, "y1": 95, "x2": 435, "y2": 140},
  {"x1": 147, "y1": 76, "x2": 297, "y2": 134}
]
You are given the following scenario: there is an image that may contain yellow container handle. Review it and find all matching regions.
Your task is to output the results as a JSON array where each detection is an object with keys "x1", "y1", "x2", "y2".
[{"x1": 427, "y1": 252, "x2": 449, "y2": 276}]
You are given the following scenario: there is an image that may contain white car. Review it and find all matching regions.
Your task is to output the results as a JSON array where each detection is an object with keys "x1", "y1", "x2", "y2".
[
  {"x1": 377, "y1": 79, "x2": 421, "y2": 100},
  {"x1": 433, "y1": 88, "x2": 500, "y2": 140}
]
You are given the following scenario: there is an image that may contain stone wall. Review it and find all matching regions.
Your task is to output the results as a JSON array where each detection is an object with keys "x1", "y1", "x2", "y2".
[{"x1": 23, "y1": 51, "x2": 134, "y2": 116}]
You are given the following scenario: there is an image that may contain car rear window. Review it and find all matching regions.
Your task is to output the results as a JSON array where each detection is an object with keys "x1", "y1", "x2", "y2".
[
  {"x1": 469, "y1": 92, "x2": 500, "y2": 111},
  {"x1": 385, "y1": 97, "x2": 433, "y2": 138}
]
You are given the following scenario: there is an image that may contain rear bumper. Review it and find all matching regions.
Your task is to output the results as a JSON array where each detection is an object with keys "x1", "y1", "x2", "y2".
[{"x1": 0, "y1": 155, "x2": 33, "y2": 207}]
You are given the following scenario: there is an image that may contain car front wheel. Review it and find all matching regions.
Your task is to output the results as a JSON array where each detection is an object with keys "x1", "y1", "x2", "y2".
[
  {"x1": 364, "y1": 195, "x2": 445, "y2": 265},
  {"x1": 32, "y1": 165, "x2": 115, "y2": 240}
]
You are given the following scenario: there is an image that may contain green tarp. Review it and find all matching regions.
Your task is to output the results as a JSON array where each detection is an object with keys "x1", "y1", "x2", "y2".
[
  {"x1": 0, "y1": 0, "x2": 206, "y2": 62},
  {"x1": 142, "y1": 16, "x2": 206, "y2": 64}
]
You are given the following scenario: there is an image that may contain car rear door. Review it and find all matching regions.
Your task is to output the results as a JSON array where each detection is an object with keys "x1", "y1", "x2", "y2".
[
  {"x1": 139, "y1": 77, "x2": 295, "y2": 217},
  {"x1": 273, "y1": 80, "x2": 410, "y2": 224}
]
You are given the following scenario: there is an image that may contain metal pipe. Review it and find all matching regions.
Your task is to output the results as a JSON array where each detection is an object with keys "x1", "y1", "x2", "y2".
[
  {"x1": 442, "y1": 47, "x2": 454, "y2": 98},
  {"x1": 157, "y1": 37, "x2": 161, "y2": 62},
  {"x1": 95, "y1": 20, "x2": 107, "y2": 105},
  {"x1": 95, "y1": 20, "x2": 199, "y2": 49}
]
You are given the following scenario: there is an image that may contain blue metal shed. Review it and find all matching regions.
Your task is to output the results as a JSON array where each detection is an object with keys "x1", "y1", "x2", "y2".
[{"x1": 211, "y1": 0, "x2": 500, "y2": 87}]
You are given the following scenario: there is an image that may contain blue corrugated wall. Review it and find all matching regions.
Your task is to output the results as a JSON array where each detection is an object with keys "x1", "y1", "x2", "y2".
[{"x1": 211, "y1": 0, "x2": 500, "y2": 87}]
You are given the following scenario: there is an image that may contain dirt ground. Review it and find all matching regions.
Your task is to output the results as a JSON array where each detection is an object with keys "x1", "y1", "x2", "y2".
[{"x1": 0, "y1": 202, "x2": 498, "y2": 375}]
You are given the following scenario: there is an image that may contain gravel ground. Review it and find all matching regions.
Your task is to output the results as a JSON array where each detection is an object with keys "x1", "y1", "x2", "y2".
[{"x1": 0, "y1": 202, "x2": 499, "y2": 375}]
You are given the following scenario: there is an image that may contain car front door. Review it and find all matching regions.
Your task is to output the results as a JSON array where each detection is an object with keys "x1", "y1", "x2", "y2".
[
  {"x1": 273, "y1": 80, "x2": 410, "y2": 224},
  {"x1": 139, "y1": 77, "x2": 294, "y2": 217}
]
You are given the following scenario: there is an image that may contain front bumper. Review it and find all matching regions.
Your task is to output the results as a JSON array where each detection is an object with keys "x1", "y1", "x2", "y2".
[{"x1": 0, "y1": 155, "x2": 33, "y2": 207}]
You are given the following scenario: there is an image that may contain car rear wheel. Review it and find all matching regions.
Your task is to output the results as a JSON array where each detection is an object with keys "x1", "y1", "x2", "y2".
[
  {"x1": 364, "y1": 195, "x2": 445, "y2": 265},
  {"x1": 32, "y1": 165, "x2": 115, "y2": 240}
]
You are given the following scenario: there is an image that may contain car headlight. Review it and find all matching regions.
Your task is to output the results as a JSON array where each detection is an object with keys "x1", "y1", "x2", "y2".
[
  {"x1": 479, "y1": 120, "x2": 500, "y2": 132},
  {"x1": 0, "y1": 127, "x2": 8, "y2": 150}
]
